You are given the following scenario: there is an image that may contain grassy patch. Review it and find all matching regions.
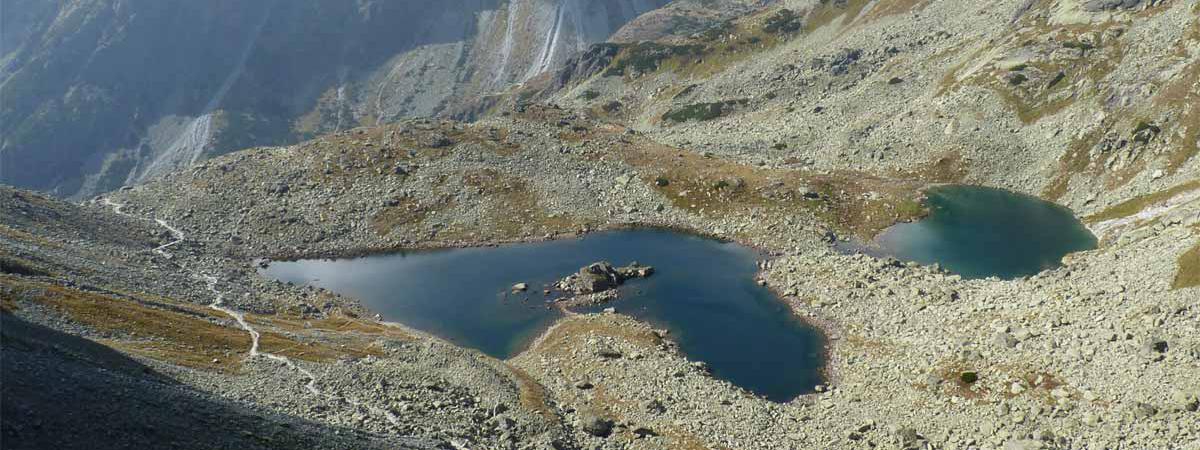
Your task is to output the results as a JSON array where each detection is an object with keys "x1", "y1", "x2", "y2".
[
  {"x1": 1084, "y1": 180, "x2": 1200, "y2": 223},
  {"x1": 603, "y1": 43, "x2": 704, "y2": 77},
  {"x1": 806, "y1": 0, "x2": 930, "y2": 33},
  {"x1": 931, "y1": 360, "x2": 990, "y2": 400},
  {"x1": 1173, "y1": 241, "x2": 1200, "y2": 290},
  {"x1": 618, "y1": 141, "x2": 958, "y2": 238},
  {"x1": 506, "y1": 366, "x2": 557, "y2": 421},
  {"x1": 452, "y1": 169, "x2": 580, "y2": 239},
  {"x1": 1131, "y1": 121, "x2": 1161, "y2": 144},
  {"x1": 371, "y1": 196, "x2": 443, "y2": 237},
  {"x1": 661, "y1": 99, "x2": 748, "y2": 123},
  {"x1": 16, "y1": 281, "x2": 252, "y2": 373},
  {"x1": 600, "y1": 6, "x2": 817, "y2": 80},
  {"x1": 528, "y1": 316, "x2": 663, "y2": 357},
  {"x1": 942, "y1": 24, "x2": 1126, "y2": 126},
  {"x1": 11, "y1": 279, "x2": 374, "y2": 372},
  {"x1": 862, "y1": 0, "x2": 932, "y2": 22},
  {"x1": 0, "y1": 256, "x2": 49, "y2": 277},
  {"x1": 0, "y1": 222, "x2": 65, "y2": 249},
  {"x1": 763, "y1": 8, "x2": 802, "y2": 34},
  {"x1": 1044, "y1": 129, "x2": 1101, "y2": 201},
  {"x1": 1152, "y1": 61, "x2": 1200, "y2": 173}
]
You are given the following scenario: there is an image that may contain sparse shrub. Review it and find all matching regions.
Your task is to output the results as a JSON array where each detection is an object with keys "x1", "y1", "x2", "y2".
[
  {"x1": 654, "y1": 177, "x2": 670, "y2": 187},
  {"x1": 1132, "y1": 121, "x2": 1161, "y2": 144},
  {"x1": 661, "y1": 99, "x2": 749, "y2": 123},
  {"x1": 1008, "y1": 73, "x2": 1028, "y2": 86},
  {"x1": 1062, "y1": 40, "x2": 1095, "y2": 52},
  {"x1": 699, "y1": 20, "x2": 735, "y2": 41},
  {"x1": 763, "y1": 8, "x2": 802, "y2": 34},
  {"x1": 1047, "y1": 71, "x2": 1067, "y2": 89},
  {"x1": 579, "y1": 90, "x2": 600, "y2": 100},
  {"x1": 604, "y1": 43, "x2": 704, "y2": 77},
  {"x1": 960, "y1": 371, "x2": 979, "y2": 384},
  {"x1": 0, "y1": 257, "x2": 47, "y2": 276}
]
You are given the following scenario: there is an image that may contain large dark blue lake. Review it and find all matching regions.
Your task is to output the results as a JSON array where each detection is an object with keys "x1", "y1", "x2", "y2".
[
  {"x1": 261, "y1": 229, "x2": 825, "y2": 402},
  {"x1": 876, "y1": 185, "x2": 1097, "y2": 279}
]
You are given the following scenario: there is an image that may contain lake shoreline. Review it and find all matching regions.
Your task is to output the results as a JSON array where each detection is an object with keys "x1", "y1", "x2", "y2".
[{"x1": 262, "y1": 227, "x2": 832, "y2": 402}]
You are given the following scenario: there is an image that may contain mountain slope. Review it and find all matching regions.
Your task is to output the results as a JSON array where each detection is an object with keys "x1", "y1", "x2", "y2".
[
  {"x1": 0, "y1": 0, "x2": 669, "y2": 199},
  {"x1": 540, "y1": 0, "x2": 1198, "y2": 214}
]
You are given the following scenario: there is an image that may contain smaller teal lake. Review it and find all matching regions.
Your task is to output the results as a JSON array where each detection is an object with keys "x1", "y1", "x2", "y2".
[
  {"x1": 261, "y1": 230, "x2": 825, "y2": 402},
  {"x1": 876, "y1": 185, "x2": 1097, "y2": 279}
]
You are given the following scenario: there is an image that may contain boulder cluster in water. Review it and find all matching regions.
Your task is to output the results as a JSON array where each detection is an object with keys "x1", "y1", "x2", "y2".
[{"x1": 556, "y1": 261, "x2": 654, "y2": 295}]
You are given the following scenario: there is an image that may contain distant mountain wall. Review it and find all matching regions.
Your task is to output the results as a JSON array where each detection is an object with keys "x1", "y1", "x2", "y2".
[{"x1": 0, "y1": 0, "x2": 666, "y2": 199}]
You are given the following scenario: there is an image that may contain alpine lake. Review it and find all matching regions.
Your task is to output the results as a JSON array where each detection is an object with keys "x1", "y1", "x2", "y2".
[{"x1": 262, "y1": 185, "x2": 1097, "y2": 402}]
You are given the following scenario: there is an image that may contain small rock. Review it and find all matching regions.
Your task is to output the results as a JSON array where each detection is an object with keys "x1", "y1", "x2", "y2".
[
  {"x1": 644, "y1": 399, "x2": 666, "y2": 414},
  {"x1": 1132, "y1": 402, "x2": 1158, "y2": 418},
  {"x1": 632, "y1": 426, "x2": 658, "y2": 438},
  {"x1": 994, "y1": 332, "x2": 1019, "y2": 348},
  {"x1": 596, "y1": 345, "x2": 622, "y2": 359},
  {"x1": 577, "y1": 411, "x2": 614, "y2": 437},
  {"x1": 1170, "y1": 391, "x2": 1198, "y2": 412}
]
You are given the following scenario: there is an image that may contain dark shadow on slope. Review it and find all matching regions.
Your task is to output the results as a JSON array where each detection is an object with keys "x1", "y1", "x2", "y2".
[{"x1": 0, "y1": 312, "x2": 444, "y2": 450}]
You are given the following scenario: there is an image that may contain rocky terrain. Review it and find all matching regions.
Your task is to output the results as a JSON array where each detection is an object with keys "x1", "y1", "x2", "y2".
[
  {"x1": 3, "y1": 0, "x2": 1200, "y2": 449},
  {"x1": 1, "y1": 0, "x2": 697, "y2": 199}
]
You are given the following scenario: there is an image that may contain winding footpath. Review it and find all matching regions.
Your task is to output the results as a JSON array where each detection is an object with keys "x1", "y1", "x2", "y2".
[{"x1": 100, "y1": 198, "x2": 400, "y2": 426}]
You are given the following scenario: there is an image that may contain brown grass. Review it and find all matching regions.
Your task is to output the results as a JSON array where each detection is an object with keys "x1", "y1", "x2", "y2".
[
  {"x1": 0, "y1": 292, "x2": 20, "y2": 313},
  {"x1": 931, "y1": 360, "x2": 991, "y2": 401},
  {"x1": 1173, "y1": 241, "x2": 1200, "y2": 290},
  {"x1": 10, "y1": 278, "x2": 375, "y2": 372},
  {"x1": 863, "y1": 0, "x2": 932, "y2": 21},
  {"x1": 530, "y1": 317, "x2": 664, "y2": 357},
  {"x1": 247, "y1": 313, "x2": 414, "y2": 341},
  {"x1": 939, "y1": 19, "x2": 1126, "y2": 127},
  {"x1": 843, "y1": 334, "x2": 897, "y2": 357},
  {"x1": 506, "y1": 365, "x2": 557, "y2": 421},
  {"x1": 1153, "y1": 61, "x2": 1200, "y2": 174},
  {"x1": 0, "y1": 224, "x2": 62, "y2": 249},
  {"x1": 618, "y1": 141, "x2": 960, "y2": 238},
  {"x1": 371, "y1": 196, "x2": 438, "y2": 236},
  {"x1": 17, "y1": 281, "x2": 252, "y2": 373},
  {"x1": 302, "y1": 121, "x2": 513, "y2": 184},
  {"x1": 804, "y1": 0, "x2": 871, "y2": 32},
  {"x1": 1084, "y1": 180, "x2": 1200, "y2": 223},
  {"x1": 606, "y1": 6, "x2": 802, "y2": 80},
  {"x1": 805, "y1": 0, "x2": 931, "y2": 35},
  {"x1": 1044, "y1": 129, "x2": 1101, "y2": 201},
  {"x1": 451, "y1": 169, "x2": 580, "y2": 239}
]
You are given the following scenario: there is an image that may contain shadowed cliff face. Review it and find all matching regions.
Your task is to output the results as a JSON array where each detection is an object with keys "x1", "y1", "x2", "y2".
[{"x1": 0, "y1": 0, "x2": 666, "y2": 199}]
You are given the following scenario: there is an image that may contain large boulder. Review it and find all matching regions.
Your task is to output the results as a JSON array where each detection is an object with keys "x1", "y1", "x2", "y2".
[{"x1": 556, "y1": 261, "x2": 653, "y2": 295}]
